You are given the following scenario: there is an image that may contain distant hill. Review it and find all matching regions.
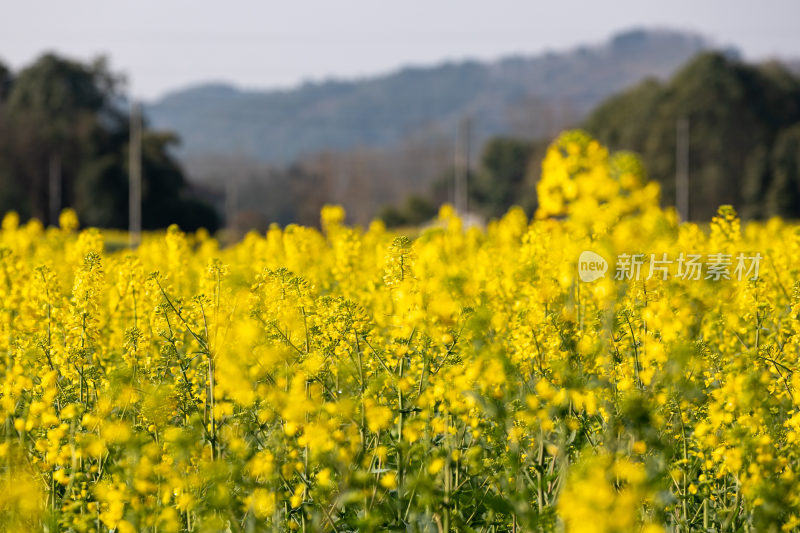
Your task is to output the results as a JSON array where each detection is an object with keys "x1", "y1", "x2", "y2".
[{"x1": 146, "y1": 29, "x2": 719, "y2": 165}]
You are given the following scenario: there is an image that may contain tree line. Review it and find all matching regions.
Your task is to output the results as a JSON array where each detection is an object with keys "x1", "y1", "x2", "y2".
[
  {"x1": 3, "y1": 51, "x2": 799, "y2": 231},
  {"x1": 426, "y1": 52, "x2": 800, "y2": 224},
  {"x1": 0, "y1": 54, "x2": 219, "y2": 230}
]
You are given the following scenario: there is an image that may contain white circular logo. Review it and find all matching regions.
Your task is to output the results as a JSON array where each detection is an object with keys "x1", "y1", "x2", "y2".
[{"x1": 578, "y1": 251, "x2": 608, "y2": 282}]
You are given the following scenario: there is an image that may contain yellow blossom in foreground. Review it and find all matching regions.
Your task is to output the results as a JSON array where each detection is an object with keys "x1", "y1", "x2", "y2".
[{"x1": 0, "y1": 131, "x2": 795, "y2": 532}]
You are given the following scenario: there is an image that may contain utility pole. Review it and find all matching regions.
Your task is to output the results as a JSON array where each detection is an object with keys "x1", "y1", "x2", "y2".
[
  {"x1": 225, "y1": 171, "x2": 239, "y2": 245},
  {"x1": 129, "y1": 101, "x2": 142, "y2": 247},
  {"x1": 454, "y1": 116, "x2": 471, "y2": 215},
  {"x1": 48, "y1": 154, "x2": 61, "y2": 226},
  {"x1": 676, "y1": 117, "x2": 690, "y2": 221}
]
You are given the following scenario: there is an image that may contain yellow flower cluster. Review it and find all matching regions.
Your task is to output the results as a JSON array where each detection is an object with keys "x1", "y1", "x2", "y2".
[{"x1": 0, "y1": 130, "x2": 797, "y2": 531}]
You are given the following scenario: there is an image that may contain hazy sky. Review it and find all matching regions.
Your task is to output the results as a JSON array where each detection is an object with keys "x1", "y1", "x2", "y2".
[{"x1": 1, "y1": 1, "x2": 799, "y2": 100}]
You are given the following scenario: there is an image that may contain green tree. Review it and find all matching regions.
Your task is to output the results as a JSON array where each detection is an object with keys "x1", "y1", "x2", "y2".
[
  {"x1": 0, "y1": 62, "x2": 11, "y2": 102},
  {"x1": 469, "y1": 137, "x2": 547, "y2": 218},
  {"x1": 379, "y1": 194, "x2": 437, "y2": 227},
  {"x1": 585, "y1": 52, "x2": 800, "y2": 220},
  {"x1": 764, "y1": 124, "x2": 800, "y2": 218},
  {"x1": 3, "y1": 55, "x2": 124, "y2": 222},
  {"x1": 740, "y1": 145, "x2": 771, "y2": 219},
  {"x1": 0, "y1": 53, "x2": 219, "y2": 231},
  {"x1": 0, "y1": 61, "x2": 20, "y2": 215}
]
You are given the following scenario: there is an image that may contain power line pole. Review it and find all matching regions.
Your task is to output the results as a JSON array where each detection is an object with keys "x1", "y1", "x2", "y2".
[
  {"x1": 454, "y1": 116, "x2": 471, "y2": 215},
  {"x1": 225, "y1": 171, "x2": 239, "y2": 245},
  {"x1": 676, "y1": 117, "x2": 690, "y2": 221},
  {"x1": 48, "y1": 154, "x2": 61, "y2": 226},
  {"x1": 129, "y1": 101, "x2": 142, "y2": 247}
]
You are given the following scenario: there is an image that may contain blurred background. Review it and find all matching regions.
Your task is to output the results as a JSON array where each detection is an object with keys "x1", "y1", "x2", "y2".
[{"x1": 1, "y1": 1, "x2": 799, "y2": 234}]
